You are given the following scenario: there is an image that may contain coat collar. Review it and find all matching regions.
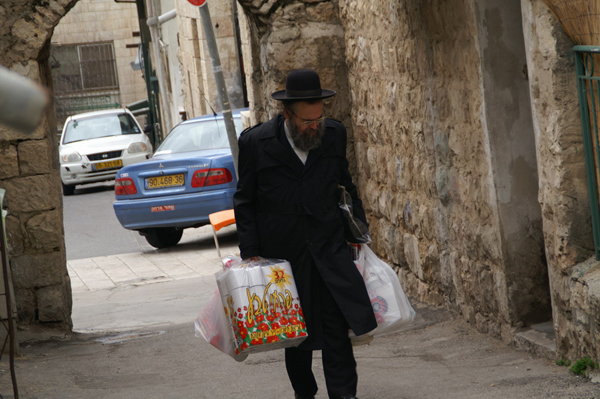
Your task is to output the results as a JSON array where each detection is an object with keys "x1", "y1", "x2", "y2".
[{"x1": 261, "y1": 114, "x2": 336, "y2": 175}]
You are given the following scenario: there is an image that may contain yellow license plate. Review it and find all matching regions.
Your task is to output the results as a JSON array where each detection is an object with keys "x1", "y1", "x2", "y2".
[
  {"x1": 93, "y1": 159, "x2": 123, "y2": 171},
  {"x1": 146, "y1": 174, "x2": 185, "y2": 189}
]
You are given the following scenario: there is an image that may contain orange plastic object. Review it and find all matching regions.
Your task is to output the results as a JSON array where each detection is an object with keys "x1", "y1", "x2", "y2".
[{"x1": 209, "y1": 209, "x2": 236, "y2": 231}]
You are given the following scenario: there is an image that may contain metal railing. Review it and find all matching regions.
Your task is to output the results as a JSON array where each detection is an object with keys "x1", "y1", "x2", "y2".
[
  {"x1": 0, "y1": 189, "x2": 19, "y2": 397},
  {"x1": 575, "y1": 45, "x2": 600, "y2": 260}
]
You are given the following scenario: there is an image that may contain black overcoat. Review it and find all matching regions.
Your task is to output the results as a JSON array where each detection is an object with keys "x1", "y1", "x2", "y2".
[{"x1": 233, "y1": 114, "x2": 377, "y2": 348}]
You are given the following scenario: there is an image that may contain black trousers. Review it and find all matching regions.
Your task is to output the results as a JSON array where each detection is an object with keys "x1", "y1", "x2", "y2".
[{"x1": 285, "y1": 277, "x2": 357, "y2": 399}]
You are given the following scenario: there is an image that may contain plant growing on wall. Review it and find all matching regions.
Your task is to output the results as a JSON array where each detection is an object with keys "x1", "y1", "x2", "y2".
[{"x1": 569, "y1": 356, "x2": 599, "y2": 377}]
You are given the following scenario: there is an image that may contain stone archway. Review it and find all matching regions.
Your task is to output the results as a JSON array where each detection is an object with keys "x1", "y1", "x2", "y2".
[
  {"x1": 235, "y1": 0, "x2": 353, "y2": 141},
  {"x1": 0, "y1": 0, "x2": 80, "y2": 340},
  {"x1": 0, "y1": 0, "x2": 351, "y2": 342}
]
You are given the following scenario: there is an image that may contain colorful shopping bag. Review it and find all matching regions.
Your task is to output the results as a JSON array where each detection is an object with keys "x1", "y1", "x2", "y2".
[{"x1": 215, "y1": 257, "x2": 308, "y2": 355}]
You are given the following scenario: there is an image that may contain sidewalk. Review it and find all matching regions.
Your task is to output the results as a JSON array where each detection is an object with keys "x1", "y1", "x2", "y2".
[
  {"x1": 2, "y1": 226, "x2": 599, "y2": 398},
  {"x1": 67, "y1": 224, "x2": 237, "y2": 293},
  {"x1": 67, "y1": 224, "x2": 238, "y2": 333}
]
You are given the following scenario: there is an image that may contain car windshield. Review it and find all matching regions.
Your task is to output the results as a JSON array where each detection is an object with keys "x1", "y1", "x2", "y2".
[
  {"x1": 155, "y1": 116, "x2": 243, "y2": 155},
  {"x1": 63, "y1": 113, "x2": 141, "y2": 144}
]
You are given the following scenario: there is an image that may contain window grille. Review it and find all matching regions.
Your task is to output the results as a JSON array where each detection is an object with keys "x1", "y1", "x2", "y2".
[
  {"x1": 79, "y1": 44, "x2": 119, "y2": 90},
  {"x1": 50, "y1": 42, "x2": 121, "y2": 129},
  {"x1": 51, "y1": 42, "x2": 119, "y2": 94}
]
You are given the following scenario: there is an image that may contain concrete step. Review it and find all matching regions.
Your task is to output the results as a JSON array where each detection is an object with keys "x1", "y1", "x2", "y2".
[{"x1": 514, "y1": 320, "x2": 557, "y2": 360}]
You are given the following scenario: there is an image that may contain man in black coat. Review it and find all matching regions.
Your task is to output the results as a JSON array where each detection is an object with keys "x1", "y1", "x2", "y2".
[{"x1": 233, "y1": 69, "x2": 377, "y2": 399}]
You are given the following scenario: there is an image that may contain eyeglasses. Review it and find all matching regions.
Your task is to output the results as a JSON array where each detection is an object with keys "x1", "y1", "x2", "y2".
[{"x1": 290, "y1": 110, "x2": 326, "y2": 126}]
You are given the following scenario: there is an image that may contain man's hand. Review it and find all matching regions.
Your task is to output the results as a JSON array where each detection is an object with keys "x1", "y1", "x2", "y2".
[{"x1": 244, "y1": 256, "x2": 260, "y2": 261}]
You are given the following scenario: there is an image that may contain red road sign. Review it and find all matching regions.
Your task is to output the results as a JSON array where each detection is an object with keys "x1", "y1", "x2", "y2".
[{"x1": 187, "y1": 0, "x2": 206, "y2": 6}]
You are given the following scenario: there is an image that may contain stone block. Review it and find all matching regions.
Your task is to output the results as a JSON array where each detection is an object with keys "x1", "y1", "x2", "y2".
[
  {"x1": 0, "y1": 118, "x2": 46, "y2": 142},
  {"x1": 14, "y1": 288, "x2": 35, "y2": 323},
  {"x1": 13, "y1": 19, "x2": 49, "y2": 55},
  {"x1": 403, "y1": 233, "x2": 424, "y2": 280},
  {"x1": 213, "y1": 16, "x2": 234, "y2": 38},
  {"x1": 5, "y1": 214, "x2": 24, "y2": 256},
  {"x1": 36, "y1": 284, "x2": 67, "y2": 322},
  {"x1": 18, "y1": 139, "x2": 51, "y2": 176},
  {"x1": 0, "y1": 145, "x2": 19, "y2": 179},
  {"x1": 488, "y1": 320, "x2": 502, "y2": 339},
  {"x1": 25, "y1": 210, "x2": 62, "y2": 251},
  {"x1": 306, "y1": 2, "x2": 335, "y2": 22},
  {"x1": 428, "y1": 289, "x2": 445, "y2": 307},
  {"x1": 475, "y1": 312, "x2": 489, "y2": 334},
  {"x1": 1, "y1": 175, "x2": 60, "y2": 212},
  {"x1": 10, "y1": 252, "x2": 65, "y2": 289},
  {"x1": 7, "y1": 61, "x2": 42, "y2": 83},
  {"x1": 501, "y1": 323, "x2": 517, "y2": 344},
  {"x1": 461, "y1": 304, "x2": 476, "y2": 325},
  {"x1": 48, "y1": 1, "x2": 66, "y2": 17},
  {"x1": 56, "y1": 0, "x2": 76, "y2": 8}
]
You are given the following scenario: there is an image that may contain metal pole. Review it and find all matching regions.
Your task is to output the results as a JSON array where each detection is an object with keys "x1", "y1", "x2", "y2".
[
  {"x1": 0, "y1": 190, "x2": 18, "y2": 398},
  {"x1": 198, "y1": 3, "x2": 240, "y2": 177},
  {"x1": 146, "y1": 0, "x2": 173, "y2": 136},
  {"x1": 134, "y1": 0, "x2": 160, "y2": 147}
]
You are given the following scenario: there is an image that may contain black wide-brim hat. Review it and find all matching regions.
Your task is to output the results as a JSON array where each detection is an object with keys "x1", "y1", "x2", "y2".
[{"x1": 271, "y1": 69, "x2": 337, "y2": 101}]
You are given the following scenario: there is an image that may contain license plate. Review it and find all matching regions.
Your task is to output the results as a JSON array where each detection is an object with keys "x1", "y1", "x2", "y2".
[
  {"x1": 146, "y1": 174, "x2": 185, "y2": 189},
  {"x1": 93, "y1": 159, "x2": 123, "y2": 171}
]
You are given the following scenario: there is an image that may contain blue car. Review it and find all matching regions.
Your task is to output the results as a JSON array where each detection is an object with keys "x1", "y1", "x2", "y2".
[{"x1": 113, "y1": 110, "x2": 247, "y2": 248}]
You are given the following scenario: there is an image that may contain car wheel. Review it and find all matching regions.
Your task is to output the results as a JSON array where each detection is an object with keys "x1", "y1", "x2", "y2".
[
  {"x1": 144, "y1": 227, "x2": 184, "y2": 249},
  {"x1": 62, "y1": 183, "x2": 76, "y2": 196}
]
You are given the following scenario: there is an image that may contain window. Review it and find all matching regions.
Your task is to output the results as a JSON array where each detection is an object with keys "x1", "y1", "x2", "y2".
[
  {"x1": 63, "y1": 112, "x2": 141, "y2": 144},
  {"x1": 51, "y1": 42, "x2": 119, "y2": 94}
]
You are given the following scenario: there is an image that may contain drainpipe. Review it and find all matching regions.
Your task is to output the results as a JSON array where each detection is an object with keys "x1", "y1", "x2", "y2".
[
  {"x1": 116, "y1": 0, "x2": 160, "y2": 147},
  {"x1": 158, "y1": 8, "x2": 177, "y2": 24},
  {"x1": 146, "y1": 0, "x2": 173, "y2": 136}
]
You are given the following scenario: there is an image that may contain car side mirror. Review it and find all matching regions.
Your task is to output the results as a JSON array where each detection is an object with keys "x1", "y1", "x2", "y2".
[{"x1": 144, "y1": 124, "x2": 154, "y2": 134}]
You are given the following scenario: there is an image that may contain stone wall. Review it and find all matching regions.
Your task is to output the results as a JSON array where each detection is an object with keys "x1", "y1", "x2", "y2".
[
  {"x1": 475, "y1": 0, "x2": 550, "y2": 327},
  {"x1": 237, "y1": 0, "x2": 356, "y2": 168},
  {"x1": 232, "y1": 0, "x2": 555, "y2": 347},
  {"x1": 0, "y1": 0, "x2": 76, "y2": 340},
  {"x1": 522, "y1": 0, "x2": 598, "y2": 360},
  {"x1": 336, "y1": 0, "x2": 550, "y2": 341},
  {"x1": 237, "y1": 1, "x2": 348, "y2": 120}
]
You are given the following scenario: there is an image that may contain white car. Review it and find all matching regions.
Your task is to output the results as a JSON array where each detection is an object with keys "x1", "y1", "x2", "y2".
[{"x1": 59, "y1": 108, "x2": 153, "y2": 195}]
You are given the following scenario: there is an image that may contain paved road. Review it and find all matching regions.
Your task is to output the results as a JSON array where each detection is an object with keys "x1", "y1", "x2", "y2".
[
  {"x1": 4, "y1": 181, "x2": 595, "y2": 398},
  {"x1": 62, "y1": 182, "x2": 150, "y2": 259},
  {"x1": 9, "y1": 303, "x2": 600, "y2": 399},
  {"x1": 62, "y1": 181, "x2": 237, "y2": 260}
]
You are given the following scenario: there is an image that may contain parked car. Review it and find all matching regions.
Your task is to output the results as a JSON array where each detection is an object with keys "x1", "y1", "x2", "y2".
[
  {"x1": 59, "y1": 108, "x2": 153, "y2": 195},
  {"x1": 112, "y1": 109, "x2": 247, "y2": 249}
]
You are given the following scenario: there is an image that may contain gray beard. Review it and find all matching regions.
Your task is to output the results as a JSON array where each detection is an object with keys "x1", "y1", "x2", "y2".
[{"x1": 288, "y1": 120, "x2": 325, "y2": 152}]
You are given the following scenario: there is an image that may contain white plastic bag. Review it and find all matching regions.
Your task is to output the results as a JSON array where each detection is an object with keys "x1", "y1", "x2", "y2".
[
  {"x1": 194, "y1": 288, "x2": 249, "y2": 362},
  {"x1": 354, "y1": 244, "x2": 416, "y2": 335}
]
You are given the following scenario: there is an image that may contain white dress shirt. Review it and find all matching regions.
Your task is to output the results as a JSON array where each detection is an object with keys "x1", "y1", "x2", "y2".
[{"x1": 284, "y1": 121, "x2": 308, "y2": 164}]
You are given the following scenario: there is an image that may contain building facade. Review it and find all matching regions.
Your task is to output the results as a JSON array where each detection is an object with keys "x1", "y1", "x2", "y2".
[{"x1": 51, "y1": 0, "x2": 148, "y2": 129}]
